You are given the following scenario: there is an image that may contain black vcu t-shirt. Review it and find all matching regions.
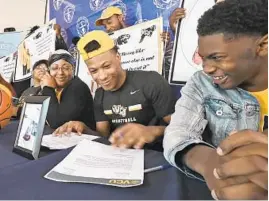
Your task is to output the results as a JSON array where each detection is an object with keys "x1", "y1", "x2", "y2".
[{"x1": 94, "y1": 71, "x2": 176, "y2": 132}]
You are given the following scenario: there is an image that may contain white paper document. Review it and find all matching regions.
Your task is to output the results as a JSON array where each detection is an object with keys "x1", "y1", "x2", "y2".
[
  {"x1": 41, "y1": 133, "x2": 99, "y2": 150},
  {"x1": 44, "y1": 140, "x2": 144, "y2": 187}
]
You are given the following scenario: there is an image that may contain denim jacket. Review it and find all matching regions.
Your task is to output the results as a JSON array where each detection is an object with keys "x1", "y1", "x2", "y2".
[{"x1": 163, "y1": 71, "x2": 260, "y2": 180}]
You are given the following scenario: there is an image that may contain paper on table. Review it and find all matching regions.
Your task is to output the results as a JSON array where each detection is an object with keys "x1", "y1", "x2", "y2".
[
  {"x1": 41, "y1": 133, "x2": 99, "y2": 150},
  {"x1": 44, "y1": 139, "x2": 144, "y2": 187}
]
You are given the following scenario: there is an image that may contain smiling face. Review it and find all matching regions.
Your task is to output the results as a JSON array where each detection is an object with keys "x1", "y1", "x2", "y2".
[
  {"x1": 198, "y1": 33, "x2": 266, "y2": 90},
  {"x1": 85, "y1": 49, "x2": 125, "y2": 91},
  {"x1": 102, "y1": 15, "x2": 124, "y2": 33},
  {"x1": 33, "y1": 63, "x2": 48, "y2": 81},
  {"x1": 49, "y1": 59, "x2": 73, "y2": 88}
]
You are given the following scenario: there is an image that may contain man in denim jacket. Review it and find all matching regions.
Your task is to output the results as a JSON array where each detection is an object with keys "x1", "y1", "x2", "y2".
[{"x1": 164, "y1": 0, "x2": 268, "y2": 199}]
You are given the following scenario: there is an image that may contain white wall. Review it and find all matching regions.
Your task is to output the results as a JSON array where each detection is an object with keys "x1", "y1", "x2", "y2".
[{"x1": 0, "y1": 0, "x2": 47, "y2": 33}]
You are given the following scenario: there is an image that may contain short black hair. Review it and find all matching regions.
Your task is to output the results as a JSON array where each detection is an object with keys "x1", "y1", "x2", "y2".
[
  {"x1": 33, "y1": 59, "x2": 49, "y2": 70},
  {"x1": 84, "y1": 40, "x2": 118, "y2": 54},
  {"x1": 72, "y1": 36, "x2": 81, "y2": 46},
  {"x1": 197, "y1": 0, "x2": 268, "y2": 38}
]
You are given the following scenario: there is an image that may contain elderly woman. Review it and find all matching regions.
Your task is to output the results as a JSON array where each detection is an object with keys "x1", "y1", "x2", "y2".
[{"x1": 41, "y1": 49, "x2": 95, "y2": 129}]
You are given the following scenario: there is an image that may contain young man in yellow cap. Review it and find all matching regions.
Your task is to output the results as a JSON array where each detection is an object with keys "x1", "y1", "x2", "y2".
[
  {"x1": 95, "y1": 6, "x2": 170, "y2": 45},
  {"x1": 53, "y1": 30, "x2": 176, "y2": 151},
  {"x1": 95, "y1": 6, "x2": 127, "y2": 33}
]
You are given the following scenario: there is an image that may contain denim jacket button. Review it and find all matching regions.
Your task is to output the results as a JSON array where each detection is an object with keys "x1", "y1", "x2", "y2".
[
  {"x1": 216, "y1": 110, "x2": 223, "y2": 116},
  {"x1": 246, "y1": 110, "x2": 255, "y2": 116}
]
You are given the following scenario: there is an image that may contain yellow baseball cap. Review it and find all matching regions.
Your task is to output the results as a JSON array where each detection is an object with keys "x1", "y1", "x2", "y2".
[
  {"x1": 77, "y1": 30, "x2": 115, "y2": 61},
  {"x1": 95, "y1": 6, "x2": 123, "y2": 26}
]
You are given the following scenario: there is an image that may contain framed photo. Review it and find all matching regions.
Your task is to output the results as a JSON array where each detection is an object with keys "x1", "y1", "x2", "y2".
[{"x1": 13, "y1": 96, "x2": 50, "y2": 160}]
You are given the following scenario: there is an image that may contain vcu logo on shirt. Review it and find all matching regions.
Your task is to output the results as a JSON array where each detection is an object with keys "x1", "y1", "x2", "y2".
[{"x1": 112, "y1": 105, "x2": 127, "y2": 117}]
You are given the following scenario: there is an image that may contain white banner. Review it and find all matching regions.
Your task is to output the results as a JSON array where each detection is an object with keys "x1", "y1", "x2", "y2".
[
  {"x1": 169, "y1": 0, "x2": 215, "y2": 85},
  {"x1": 14, "y1": 19, "x2": 56, "y2": 82},
  {"x1": 109, "y1": 17, "x2": 164, "y2": 74},
  {"x1": 0, "y1": 52, "x2": 17, "y2": 83}
]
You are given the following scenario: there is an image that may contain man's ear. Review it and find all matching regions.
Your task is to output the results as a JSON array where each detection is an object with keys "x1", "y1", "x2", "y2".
[
  {"x1": 118, "y1": 14, "x2": 125, "y2": 23},
  {"x1": 115, "y1": 52, "x2": 121, "y2": 61},
  {"x1": 256, "y1": 34, "x2": 268, "y2": 57}
]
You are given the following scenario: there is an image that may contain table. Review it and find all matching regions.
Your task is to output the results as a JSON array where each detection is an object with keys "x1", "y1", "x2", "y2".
[
  {"x1": 0, "y1": 121, "x2": 212, "y2": 200},
  {"x1": 0, "y1": 145, "x2": 28, "y2": 169}
]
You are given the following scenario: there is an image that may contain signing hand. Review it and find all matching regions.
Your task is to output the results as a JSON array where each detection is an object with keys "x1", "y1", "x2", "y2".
[
  {"x1": 212, "y1": 130, "x2": 268, "y2": 200},
  {"x1": 40, "y1": 72, "x2": 57, "y2": 89},
  {"x1": 53, "y1": 121, "x2": 88, "y2": 136},
  {"x1": 169, "y1": 8, "x2": 186, "y2": 32},
  {"x1": 109, "y1": 123, "x2": 160, "y2": 149}
]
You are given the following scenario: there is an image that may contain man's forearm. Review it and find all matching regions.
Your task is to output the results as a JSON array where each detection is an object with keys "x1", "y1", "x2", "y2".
[
  {"x1": 147, "y1": 126, "x2": 165, "y2": 138},
  {"x1": 184, "y1": 145, "x2": 216, "y2": 177}
]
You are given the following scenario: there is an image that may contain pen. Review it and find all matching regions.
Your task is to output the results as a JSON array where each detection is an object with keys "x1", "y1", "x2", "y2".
[{"x1": 144, "y1": 164, "x2": 172, "y2": 173}]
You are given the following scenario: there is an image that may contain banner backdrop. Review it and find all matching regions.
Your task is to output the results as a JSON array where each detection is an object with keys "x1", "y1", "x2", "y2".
[
  {"x1": 49, "y1": 0, "x2": 182, "y2": 47},
  {"x1": 0, "y1": 32, "x2": 24, "y2": 58}
]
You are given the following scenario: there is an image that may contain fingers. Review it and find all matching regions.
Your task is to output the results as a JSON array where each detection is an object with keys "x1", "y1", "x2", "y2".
[
  {"x1": 248, "y1": 172, "x2": 268, "y2": 190},
  {"x1": 74, "y1": 122, "x2": 84, "y2": 135},
  {"x1": 217, "y1": 130, "x2": 268, "y2": 156},
  {"x1": 172, "y1": 8, "x2": 186, "y2": 16},
  {"x1": 214, "y1": 155, "x2": 268, "y2": 179},
  {"x1": 53, "y1": 123, "x2": 68, "y2": 136},
  {"x1": 174, "y1": 13, "x2": 185, "y2": 20},
  {"x1": 109, "y1": 124, "x2": 131, "y2": 145},
  {"x1": 160, "y1": 32, "x2": 170, "y2": 43},
  {"x1": 66, "y1": 122, "x2": 73, "y2": 135},
  {"x1": 52, "y1": 121, "x2": 83, "y2": 136},
  {"x1": 220, "y1": 143, "x2": 268, "y2": 162},
  {"x1": 109, "y1": 124, "x2": 149, "y2": 149},
  {"x1": 212, "y1": 182, "x2": 267, "y2": 200}
]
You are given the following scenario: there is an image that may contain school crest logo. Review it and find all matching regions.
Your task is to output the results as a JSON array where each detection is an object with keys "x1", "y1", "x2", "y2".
[
  {"x1": 76, "y1": 16, "x2": 90, "y2": 37},
  {"x1": 112, "y1": 105, "x2": 127, "y2": 118},
  {"x1": 113, "y1": 1, "x2": 127, "y2": 17},
  {"x1": 135, "y1": 19, "x2": 148, "y2": 25},
  {"x1": 64, "y1": 5, "x2": 75, "y2": 23},
  {"x1": 89, "y1": 0, "x2": 104, "y2": 11},
  {"x1": 153, "y1": 0, "x2": 179, "y2": 9},
  {"x1": 53, "y1": 0, "x2": 64, "y2": 11}
]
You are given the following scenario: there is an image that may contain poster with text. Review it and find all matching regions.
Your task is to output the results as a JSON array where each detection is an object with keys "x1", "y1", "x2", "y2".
[
  {"x1": 14, "y1": 19, "x2": 56, "y2": 82},
  {"x1": 0, "y1": 51, "x2": 17, "y2": 82},
  {"x1": 109, "y1": 17, "x2": 163, "y2": 74},
  {"x1": 169, "y1": 0, "x2": 215, "y2": 85}
]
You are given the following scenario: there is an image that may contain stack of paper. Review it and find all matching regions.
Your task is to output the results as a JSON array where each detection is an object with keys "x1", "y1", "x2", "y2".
[
  {"x1": 42, "y1": 133, "x2": 99, "y2": 150},
  {"x1": 44, "y1": 140, "x2": 144, "y2": 187}
]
